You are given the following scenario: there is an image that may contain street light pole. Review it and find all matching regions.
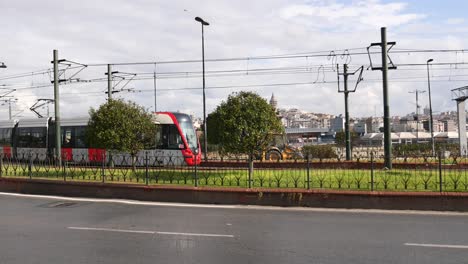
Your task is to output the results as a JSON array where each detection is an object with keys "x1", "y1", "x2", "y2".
[
  {"x1": 195, "y1": 16, "x2": 209, "y2": 162},
  {"x1": 427, "y1": 59, "x2": 435, "y2": 156}
]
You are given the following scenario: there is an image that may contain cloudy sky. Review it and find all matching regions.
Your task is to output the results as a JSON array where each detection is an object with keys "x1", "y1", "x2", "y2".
[{"x1": 0, "y1": 0, "x2": 467, "y2": 120}]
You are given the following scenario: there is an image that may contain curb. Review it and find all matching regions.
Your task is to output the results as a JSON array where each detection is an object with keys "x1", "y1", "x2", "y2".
[{"x1": 1, "y1": 177, "x2": 468, "y2": 211}]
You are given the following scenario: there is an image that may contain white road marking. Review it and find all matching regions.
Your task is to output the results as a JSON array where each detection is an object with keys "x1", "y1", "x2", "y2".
[
  {"x1": 68, "y1": 227, "x2": 155, "y2": 234},
  {"x1": 156, "y1": 231, "x2": 234, "y2": 238},
  {"x1": 68, "y1": 226, "x2": 234, "y2": 238},
  {"x1": 2, "y1": 192, "x2": 468, "y2": 216},
  {"x1": 405, "y1": 243, "x2": 468, "y2": 249}
]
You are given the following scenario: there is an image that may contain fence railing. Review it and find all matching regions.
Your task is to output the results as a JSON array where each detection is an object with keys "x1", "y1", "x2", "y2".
[{"x1": 1, "y1": 152, "x2": 468, "y2": 192}]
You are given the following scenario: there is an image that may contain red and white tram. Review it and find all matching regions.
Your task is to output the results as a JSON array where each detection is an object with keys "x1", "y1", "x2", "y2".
[{"x1": 0, "y1": 112, "x2": 201, "y2": 166}]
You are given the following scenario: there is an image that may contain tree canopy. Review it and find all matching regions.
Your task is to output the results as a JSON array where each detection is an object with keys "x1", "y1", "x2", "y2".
[
  {"x1": 334, "y1": 131, "x2": 360, "y2": 147},
  {"x1": 86, "y1": 99, "x2": 156, "y2": 156},
  {"x1": 207, "y1": 91, "x2": 283, "y2": 157},
  {"x1": 302, "y1": 145, "x2": 337, "y2": 160}
]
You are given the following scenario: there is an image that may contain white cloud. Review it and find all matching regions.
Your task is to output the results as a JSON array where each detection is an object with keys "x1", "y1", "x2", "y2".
[
  {"x1": 280, "y1": 1, "x2": 425, "y2": 28},
  {"x1": 0, "y1": 0, "x2": 465, "y2": 121},
  {"x1": 446, "y1": 18, "x2": 465, "y2": 25}
]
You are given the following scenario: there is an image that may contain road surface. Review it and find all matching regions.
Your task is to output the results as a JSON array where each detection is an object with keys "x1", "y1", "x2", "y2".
[{"x1": 1, "y1": 192, "x2": 468, "y2": 264}]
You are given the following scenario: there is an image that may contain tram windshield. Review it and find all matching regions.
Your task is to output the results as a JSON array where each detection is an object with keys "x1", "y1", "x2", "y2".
[{"x1": 174, "y1": 114, "x2": 198, "y2": 151}]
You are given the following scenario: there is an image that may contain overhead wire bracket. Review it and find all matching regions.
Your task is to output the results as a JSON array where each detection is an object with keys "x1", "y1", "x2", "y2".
[
  {"x1": 367, "y1": 41, "x2": 397, "y2": 70},
  {"x1": 337, "y1": 65, "x2": 364, "y2": 93},
  {"x1": 50, "y1": 59, "x2": 88, "y2": 83},
  {"x1": 0, "y1": 88, "x2": 15, "y2": 98},
  {"x1": 30, "y1": 98, "x2": 54, "y2": 118},
  {"x1": 104, "y1": 71, "x2": 137, "y2": 95}
]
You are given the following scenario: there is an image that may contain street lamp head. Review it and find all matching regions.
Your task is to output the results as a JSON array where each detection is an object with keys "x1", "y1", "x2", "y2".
[
  {"x1": 427, "y1": 59, "x2": 433, "y2": 63},
  {"x1": 195, "y1": 16, "x2": 209, "y2": 26},
  {"x1": 0, "y1": 62, "x2": 6, "y2": 69}
]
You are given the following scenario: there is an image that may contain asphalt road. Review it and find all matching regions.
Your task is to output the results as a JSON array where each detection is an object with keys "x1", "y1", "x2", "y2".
[{"x1": 1, "y1": 193, "x2": 468, "y2": 264}]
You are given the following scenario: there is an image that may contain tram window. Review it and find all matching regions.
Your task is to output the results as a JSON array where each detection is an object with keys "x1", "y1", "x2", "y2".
[
  {"x1": 155, "y1": 124, "x2": 183, "y2": 149},
  {"x1": 75, "y1": 126, "x2": 86, "y2": 148},
  {"x1": 17, "y1": 127, "x2": 46, "y2": 148},
  {"x1": 155, "y1": 125, "x2": 162, "y2": 148},
  {"x1": 30, "y1": 127, "x2": 47, "y2": 148},
  {"x1": 0, "y1": 128, "x2": 12, "y2": 146},
  {"x1": 179, "y1": 121, "x2": 197, "y2": 150},
  {"x1": 62, "y1": 128, "x2": 73, "y2": 148},
  {"x1": 17, "y1": 128, "x2": 31, "y2": 147}
]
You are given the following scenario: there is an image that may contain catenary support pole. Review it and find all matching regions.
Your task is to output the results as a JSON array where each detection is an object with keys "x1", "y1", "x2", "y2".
[
  {"x1": 8, "y1": 99, "x2": 11, "y2": 120},
  {"x1": 53, "y1": 50, "x2": 61, "y2": 164},
  {"x1": 343, "y1": 64, "x2": 351, "y2": 161},
  {"x1": 381, "y1": 27, "x2": 392, "y2": 169},
  {"x1": 456, "y1": 99, "x2": 467, "y2": 156},
  {"x1": 153, "y1": 68, "x2": 157, "y2": 112},
  {"x1": 107, "y1": 64, "x2": 112, "y2": 100}
]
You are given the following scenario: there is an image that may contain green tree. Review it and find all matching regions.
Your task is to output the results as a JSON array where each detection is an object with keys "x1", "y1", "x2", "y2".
[
  {"x1": 86, "y1": 99, "x2": 156, "y2": 158},
  {"x1": 335, "y1": 131, "x2": 360, "y2": 147},
  {"x1": 302, "y1": 145, "x2": 337, "y2": 161},
  {"x1": 207, "y1": 91, "x2": 283, "y2": 159}
]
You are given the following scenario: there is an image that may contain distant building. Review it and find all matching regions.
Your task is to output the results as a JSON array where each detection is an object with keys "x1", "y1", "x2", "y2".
[
  {"x1": 442, "y1": 119, "x2": 456, "y2": 132},
  {"x1": 285, "y1": 127, "x2": 331, "y2": 146},
  {"x1": 319, "y1": 117, "x2": 331, "y2": 129},
  {"x1": 365, "y1": 117, "x2": 383, "y2": 133},
  {"x1": 422, "y1": 120, "x2": 444, "y2": 133},
  {"x1": 392, "y1": 118, "x2": 424, "y2": 133},
  {"x1": 269, "y1": 93, "x2": 277, "y2": 110},
  {"x1": 331, "y1": 115, "x2": 344, "y2": 132},
  {"x1": 352, "y1": 121, "x2": 367, "y2": 135}
]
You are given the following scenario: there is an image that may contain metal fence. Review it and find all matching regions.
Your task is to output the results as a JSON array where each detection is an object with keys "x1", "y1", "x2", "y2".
[{"x1": 1, "y1": 152, "x2": 468, "y2": 192}]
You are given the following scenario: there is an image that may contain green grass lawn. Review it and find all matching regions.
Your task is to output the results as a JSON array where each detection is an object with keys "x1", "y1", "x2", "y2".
[{"x1": 2, "y1": 161, "x2": 468, "y2": 192}]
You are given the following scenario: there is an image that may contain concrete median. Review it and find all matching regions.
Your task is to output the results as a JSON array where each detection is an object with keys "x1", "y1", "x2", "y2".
[{"x1": 1, "y1": 177, "x2": 468, "y2": 211}]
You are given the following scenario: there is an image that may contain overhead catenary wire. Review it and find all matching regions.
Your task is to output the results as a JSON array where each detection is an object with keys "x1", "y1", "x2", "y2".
[
  {"x1": 81, "y1": 48, "x2": 468, "y2": 66},
  {"x1": 11, "y1": 75, "x2": 468, "y2": 100},
  {"x1": 2, "y1": 46, "x2": 468, "y2": 111},
  {"x1": 7, "y1": 67, "x2": 468, "y2": 92},
  {"x1": 1, "y1": 47, "x2": 467, "y2": 80}
]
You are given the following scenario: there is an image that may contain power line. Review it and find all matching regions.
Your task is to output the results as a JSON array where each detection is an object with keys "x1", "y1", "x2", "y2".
[
  {"x1": 1, "y1": 47, "x2": 467, "y2": 82},
  {"x1": 84, "y1": 48, "x2": 468, "y2": 67}
]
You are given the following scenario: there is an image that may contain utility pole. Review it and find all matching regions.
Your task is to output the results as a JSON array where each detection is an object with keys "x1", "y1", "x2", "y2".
[
  {"x1": 107, "y1": 64, "x2": 112, "y2": 100},
  {"x1": 367, "y1": 27, "x2": 397, "y2": 169},
  {"x1": 409, "y1": 89, "x2": 425, "y2": 143},
  {"x1": 0, "y1": 97, "x2": 16, "y2": 120},
  {"x1": 153, "y1": 69, "x2": 157, "y2": 112},
  {"x1": 53, "y1": 50, "x2": 61, "y2": 164},
  {"x1": 344, "y1": 65, "x2": 350, "y2": 160},
  {"x1": 8, "y1": 99, "x2": 11, "y2": 120},
  {"x1": 381, "y1": 28, "x2": 391, "y2": 169},
  {"x1": 451, "y1": 86, "x2": 468, "y2": 156},
  {"x1": 427, "y1": 59, "x2": 435, "y2": 156},
  {"x1": 337, "y1": 64, "x2": 364, "y2": 161}
]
